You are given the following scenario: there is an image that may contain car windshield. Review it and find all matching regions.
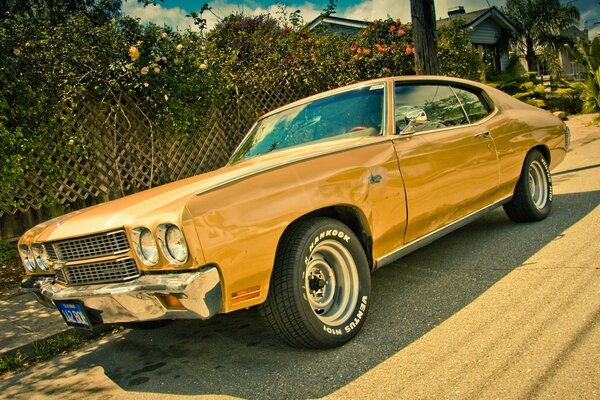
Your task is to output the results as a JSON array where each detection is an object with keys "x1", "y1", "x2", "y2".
[{"x1": 228, "y1": 84, "x2": 385, "y2": 164}]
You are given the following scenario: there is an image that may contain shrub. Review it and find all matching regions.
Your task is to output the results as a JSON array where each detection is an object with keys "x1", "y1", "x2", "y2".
[
  {"x1": 568, "y1": 37, "x2": 600, "y2": 114},
  {"x1": 437, "y1": 19, "x2": 485, "y2": 81}
]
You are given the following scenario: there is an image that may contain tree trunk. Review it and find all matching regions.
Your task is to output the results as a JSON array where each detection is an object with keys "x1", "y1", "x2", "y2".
[
  {"x1": 410, "y1": 0, "x2": 439, "y2": 75},
  {"x1": 525, "y1": 35, "x2": 537, "y2": 73}
]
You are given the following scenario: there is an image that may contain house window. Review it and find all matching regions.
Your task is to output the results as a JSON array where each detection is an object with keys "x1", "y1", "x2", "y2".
[
  {"x1": 537, "y1": 60, "x2": 550, "y2": 76},
  {"x1": 571, "y1": 60, "x2": 581, "y2": 77}
]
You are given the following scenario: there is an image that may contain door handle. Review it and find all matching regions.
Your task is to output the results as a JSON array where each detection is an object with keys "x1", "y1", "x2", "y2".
[{"x1": 475, "y1": 131, "x2": 490, "y2": 139}]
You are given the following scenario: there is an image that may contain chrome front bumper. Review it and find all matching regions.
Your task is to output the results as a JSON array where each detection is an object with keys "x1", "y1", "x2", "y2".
[{"x1": 22, "y1": 267, "x2": 222, "y2": 324}]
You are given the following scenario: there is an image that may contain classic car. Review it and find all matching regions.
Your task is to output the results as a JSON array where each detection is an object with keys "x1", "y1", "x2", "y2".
[{"x1": 19, "y1": 76, "x2": 570, "y2": 348}]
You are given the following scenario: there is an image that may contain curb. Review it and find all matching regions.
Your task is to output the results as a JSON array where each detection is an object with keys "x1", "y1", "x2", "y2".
[{"x1": 1, "y1": 324, "x2": 113, "y2": 360}]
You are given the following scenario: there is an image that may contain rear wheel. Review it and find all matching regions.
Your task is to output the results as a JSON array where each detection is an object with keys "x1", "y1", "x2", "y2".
[
  {"x1": 260, "y1": 218, "x2": 371, "y2": 348},
  {"x1": 504, "y1": 149, "x2": 553, "y2": 222}
]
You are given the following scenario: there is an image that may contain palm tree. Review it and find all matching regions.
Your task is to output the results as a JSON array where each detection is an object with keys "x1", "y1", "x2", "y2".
[{"x1": 505, "y1": 0, "x2": 580, "y2": 74}]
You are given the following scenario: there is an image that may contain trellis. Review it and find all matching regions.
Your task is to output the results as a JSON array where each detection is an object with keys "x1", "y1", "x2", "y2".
[{"x1": 0, "y1": 86, "x2": 306, "y2": 240}]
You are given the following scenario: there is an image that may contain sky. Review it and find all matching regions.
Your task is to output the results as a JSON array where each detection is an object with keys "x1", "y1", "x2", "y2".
[{"x1": 121, "y1": 0, "x2": 600, "y2": 37}]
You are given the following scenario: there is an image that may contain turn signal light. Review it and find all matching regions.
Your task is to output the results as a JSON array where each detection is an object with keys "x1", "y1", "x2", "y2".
[
  {"x1": 156, "y1": 294, "x2": 185, "y2": 310},
  {"x1": 231, "y1": 285, "x2": 261, "y2": 305}
]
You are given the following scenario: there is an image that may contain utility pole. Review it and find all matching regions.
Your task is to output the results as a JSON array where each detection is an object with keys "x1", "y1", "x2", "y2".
[{"x1": 410, "y1": 0, "x2": 439, "y2": 75}]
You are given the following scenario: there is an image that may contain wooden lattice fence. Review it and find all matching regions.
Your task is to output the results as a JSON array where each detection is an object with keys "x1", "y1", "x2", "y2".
[{"x1": 0, "y1": 86, "x2": 305, "y2": 241}]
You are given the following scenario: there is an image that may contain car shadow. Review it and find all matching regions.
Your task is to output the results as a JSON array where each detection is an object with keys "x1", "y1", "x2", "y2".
[{"x1": 17, "y1": 190, "x2": 600, "y2": 399}]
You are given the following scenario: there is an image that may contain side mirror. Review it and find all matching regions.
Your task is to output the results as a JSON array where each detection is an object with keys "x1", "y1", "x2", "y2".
[
  {"x1": 401, "y1": 109, "x2": 428, "y2": 134},
  {"x1": 406, "y1": 109, "x2": 428, "y2": 125}
]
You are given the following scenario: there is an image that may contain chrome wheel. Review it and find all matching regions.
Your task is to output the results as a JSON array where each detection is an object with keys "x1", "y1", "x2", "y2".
[
  {"x1": 528, "y1": 160, "x2": 549, "y2": 209},
  {"x1": 304, "y1": 240, "x2": 359, "y2": 325},
  {"x1": 260, "y1": 217, "x2": 370, "y2": 348}
]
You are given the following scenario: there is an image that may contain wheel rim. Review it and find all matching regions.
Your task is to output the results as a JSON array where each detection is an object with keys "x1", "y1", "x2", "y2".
[
  {"x1": 528, "y1": 160, "x2": 549, "y2": 209},
  {"x1": 304, "y1": 239, "x2": 359, "y2": 325}
]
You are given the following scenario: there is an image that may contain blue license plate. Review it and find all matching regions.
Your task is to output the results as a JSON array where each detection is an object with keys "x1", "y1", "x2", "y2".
[{"x1": 56, "y1": 301, "x2": 92, "y2": 329}]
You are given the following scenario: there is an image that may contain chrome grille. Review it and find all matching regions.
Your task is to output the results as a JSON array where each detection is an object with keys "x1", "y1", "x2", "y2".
[
  {"x1": 55, "y1": 258, "x2": 139, "y2": 286},
  {"x1": 47, "y1": 230, "x2": 129, "y2": 262}
]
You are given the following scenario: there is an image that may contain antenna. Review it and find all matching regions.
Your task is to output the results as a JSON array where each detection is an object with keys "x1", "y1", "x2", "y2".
[{"x1": 486, "y1": 0, "x2": 492, "y2": 7}]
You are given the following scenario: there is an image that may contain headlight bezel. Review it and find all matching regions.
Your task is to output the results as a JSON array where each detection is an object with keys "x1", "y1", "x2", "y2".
[
  {"x1": 31, "y1": 243, "x2": 50, "y2": 271},
  {"x1": 156, "y1": 224, "x2": 189, "y2": 265},
  {"x1": 131, "y1": 227, "x2": 160, "y2": 266},
  {"x1": 18, "y1": 245, "x2": 36, "y2": 273}
]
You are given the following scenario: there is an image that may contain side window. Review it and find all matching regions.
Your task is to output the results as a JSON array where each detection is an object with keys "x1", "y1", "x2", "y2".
[
  {"x1": 395, "y1": 84, "x2": 468, "y2": 134},
  {"x1": 452, "y1": 87, "x2": 492, "y2": 123}
]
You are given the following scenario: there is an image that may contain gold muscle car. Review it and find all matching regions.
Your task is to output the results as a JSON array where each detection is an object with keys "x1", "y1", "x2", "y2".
[{"x1": 19, "y1": 76, "x2": 570, "y2": 348}]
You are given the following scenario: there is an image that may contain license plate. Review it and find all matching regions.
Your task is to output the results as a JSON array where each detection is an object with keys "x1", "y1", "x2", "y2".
[{"x1": 56, "y1": 301, "x2": 92, "y2": 329}]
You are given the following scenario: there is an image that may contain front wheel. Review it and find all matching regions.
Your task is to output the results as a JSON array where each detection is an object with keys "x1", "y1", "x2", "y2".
[
  {"x1": 260, "y1": 218, "x2": 371, "y2": 348},
  {"x1": 504, "y1": 149, "x2": 553, "y2": 222}
]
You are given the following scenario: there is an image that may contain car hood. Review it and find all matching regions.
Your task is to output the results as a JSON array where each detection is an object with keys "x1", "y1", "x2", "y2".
[{"x1": 21, "y1": 136, "x2": 379, "y2": 243}]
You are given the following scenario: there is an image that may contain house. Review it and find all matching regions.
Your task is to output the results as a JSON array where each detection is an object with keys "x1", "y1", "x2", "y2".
[
  {"x1": 306, "y1": 15, "x2": 369, "y2": 35},
  {"x1": 307, "y1": 7, "x2": 517, "y2": 73},
  {"x1": 555, "y1": 26, "x2": 589, "y2": 80},
  {"x1": 436, "y1": 6, "x2": 517, "y2": 73}
]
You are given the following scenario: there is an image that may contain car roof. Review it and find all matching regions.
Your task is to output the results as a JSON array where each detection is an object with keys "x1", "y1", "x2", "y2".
[{"x1": 259, "y1": 76, "x2": 491, "y2": 120}]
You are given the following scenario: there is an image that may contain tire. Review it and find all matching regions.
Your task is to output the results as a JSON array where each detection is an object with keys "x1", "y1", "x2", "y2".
[
  {"x1": 260, "y1": 218, "x2": 371, "y2": 348},
  {"x1": 503, "y1": 149, "x2": 553, "y2": 222}
]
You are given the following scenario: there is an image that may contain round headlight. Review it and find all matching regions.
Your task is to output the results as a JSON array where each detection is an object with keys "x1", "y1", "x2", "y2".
[
  {"x1": 165, "y1": 225, "x2": 188, "y2": 263},
  {"x1": 19, "y1": 245, "x2": 36, "y2": 272},
  {"x1": 32, "y1": 244, "x2": 50, "y2": 271},
  {"x1": 132, "y1": 227, "x2": 159, "y2": 266}
]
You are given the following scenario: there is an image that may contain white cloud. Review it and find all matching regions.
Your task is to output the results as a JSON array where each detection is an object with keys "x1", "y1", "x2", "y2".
[
  {"x1": 344, "y1": 0, "x2": 505, "y2": 23},
  {"x1": 122, "y1": 0, "x2": 599, "y2": 38},
  {"x1": 122, "y1": 0, "x2": 322, "y2": 31},
  {"x1": 581, "y1": 9, "x2": 600, "y2": 38},
  {"x1": 122, "y1": 1, "x2": 198, "y2": 31}
]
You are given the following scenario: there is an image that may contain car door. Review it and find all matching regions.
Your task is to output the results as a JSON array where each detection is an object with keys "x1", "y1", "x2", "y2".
[{"x1": 392, "y1": 82, "x2": 499, "y2": 244}]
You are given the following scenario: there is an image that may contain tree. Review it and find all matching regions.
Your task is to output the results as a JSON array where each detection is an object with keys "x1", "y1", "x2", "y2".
[
  {"x1": 504, "y1": 0, "x2": 579, "y2": 74},
  {"x1": 437, "y1": 18, "x2": 484, "y2": 81},
  {"x1": 568, "y1": 37, "x2": 600, "y2": 116},
  {"x1": 322, "y1": 0, "x2": 337, "y2": 17},
  {"x1": 410, "y1": 0, "x2": 438, "y2": 75}
]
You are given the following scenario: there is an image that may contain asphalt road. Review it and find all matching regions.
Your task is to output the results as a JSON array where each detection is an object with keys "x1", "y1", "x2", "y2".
[{"x1": 2, "y1": 115, "x2": 599, "y2": 400}]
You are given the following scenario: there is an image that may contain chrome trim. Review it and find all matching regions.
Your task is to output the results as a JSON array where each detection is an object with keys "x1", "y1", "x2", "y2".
[
  {"x1": 199, "y1": 138, "x2": 392, "y2": 196},
  {"x1": 56, "y1": 257, "x2": 140, "y2": 286},
  {"x1": 375, "y1": 196, "x2": 512, "y2": 268},
  {"x1": 25, "y1": 267, "x2": 222, "y2": 323},
  {"x1": 46, "y1": 230, "x2": 130, "y2": 262},
  {"x1": 131, "y1": 227, "x2": 159, "y2": 267},
  {"x1": 449, "y1": 85, "x2": 471, "y2": 124},
  {"x1": 156, "y1": 224, "x2": 189, "y2": 265}
]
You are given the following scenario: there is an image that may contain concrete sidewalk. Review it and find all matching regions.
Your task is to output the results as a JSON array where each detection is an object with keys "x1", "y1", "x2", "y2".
[{"x1": 0, "y1": 286, "x2": 73, "y2": 357}]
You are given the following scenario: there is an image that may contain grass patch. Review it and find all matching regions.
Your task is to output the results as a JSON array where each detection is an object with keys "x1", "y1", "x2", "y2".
[
  {"x1": 0, "y1": 327, "x2": 120, "y2": 376},
  {"x1": 0, "y1": 351, "x2": 28, "y2": 374},
  {"x1": 32, "y1": 332, "x2": 84, "y2": 361}
]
